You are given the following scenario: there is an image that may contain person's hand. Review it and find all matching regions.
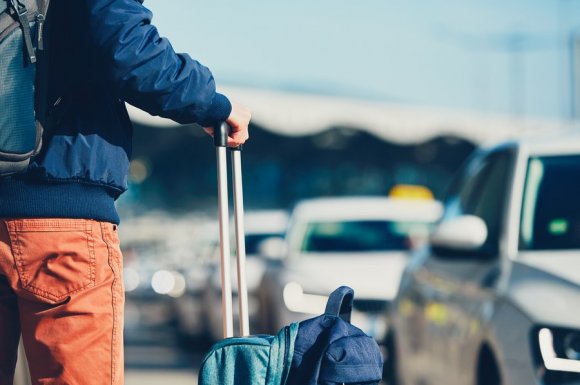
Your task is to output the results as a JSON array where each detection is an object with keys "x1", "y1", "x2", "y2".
[{"x1": 204, "y1": 101, "x2": 251, "y2": 147}]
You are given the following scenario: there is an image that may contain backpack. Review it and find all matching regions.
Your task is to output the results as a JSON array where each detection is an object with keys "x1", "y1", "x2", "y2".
[
  {"x1": 198, "y1": 323, "x2": 299, "y2": 385},
  {"x1": 0, "y1": 0, "x2": 50, "y2": 176},
  {"x1": 286, "y1": 286, "x2": 384, "y2": 385},
  {"x1": 198, "y1": 286, "x2": 383, "y2": 385}
]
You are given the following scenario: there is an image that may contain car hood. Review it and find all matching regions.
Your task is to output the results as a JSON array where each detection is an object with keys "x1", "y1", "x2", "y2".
[
  {"x1": 507, "y1": 253, "x2": 580, "y2": 328},
  {"x1": 286, "y1": 252, "x2": 408, "y2": 300}
]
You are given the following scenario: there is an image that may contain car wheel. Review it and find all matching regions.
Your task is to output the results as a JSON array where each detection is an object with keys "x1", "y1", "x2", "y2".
[{"x1": 476, "y1": 345, "x2": 502, "y2": 385}]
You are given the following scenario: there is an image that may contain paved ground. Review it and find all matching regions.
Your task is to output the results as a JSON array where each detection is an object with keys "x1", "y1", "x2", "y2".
[
  {"x1": 123, "y1": 324, "x2": 203, "y2": 385},
  {"x1": 125, "y1": 370, "x2": 197, "y2": 385},
  {"x1": 122, "y1": 316, "x2": 390, "y2": 385}
]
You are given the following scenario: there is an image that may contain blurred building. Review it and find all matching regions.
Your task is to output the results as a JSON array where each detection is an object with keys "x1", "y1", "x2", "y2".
[{"x1": 120, "y1": 86, "x2": 572, "y2": 213}]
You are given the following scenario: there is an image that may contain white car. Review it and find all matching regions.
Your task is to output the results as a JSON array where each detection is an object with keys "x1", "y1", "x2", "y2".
[
  {"x1": 388, "y1": 132, "x2": 580, "y2": 385},
  {"x1": 257, "y1": 196, "x2": 442, "y2": 342}
]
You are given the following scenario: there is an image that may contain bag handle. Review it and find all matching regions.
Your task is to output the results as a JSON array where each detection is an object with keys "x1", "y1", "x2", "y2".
[
  {"x1": 214, "y1": 122, "x2": 250, "y2": 338},
  {"x1": 324, "y1": 286, "x2": 354, "y2": 323}
]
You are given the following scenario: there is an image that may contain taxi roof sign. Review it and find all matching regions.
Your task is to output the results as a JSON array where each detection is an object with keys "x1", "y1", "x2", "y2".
[{"x1": 389, "y1": 185, "x2": 435, "y2": 200}]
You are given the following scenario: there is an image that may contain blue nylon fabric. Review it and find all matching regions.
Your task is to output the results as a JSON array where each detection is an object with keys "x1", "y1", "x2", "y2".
[
  {"x1": 23, "y1": 0, "x2": 230, "y2": 196},
  {"x1": 79, "y1": 0, "x2": 231, "y2": 126},
  {"x1": 199, "y1": 323, "x2": 299, "y2": 385},
  {"x1": 30, "y1": 93, "x2": 132, "y2": 194}
]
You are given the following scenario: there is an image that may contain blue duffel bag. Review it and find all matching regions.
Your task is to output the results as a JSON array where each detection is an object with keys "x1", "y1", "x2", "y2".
[{"x1": 198, "y1": 286, "x2": 384, "y2": 385}]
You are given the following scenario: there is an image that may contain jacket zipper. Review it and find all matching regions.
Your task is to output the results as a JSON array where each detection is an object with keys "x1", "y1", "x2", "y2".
[
  {"x1": 36, "y1": 12, "x2": 44, "y2": 50},
  {"x1": 36, "y1": 0, "x2": 49, "y2": 50}
]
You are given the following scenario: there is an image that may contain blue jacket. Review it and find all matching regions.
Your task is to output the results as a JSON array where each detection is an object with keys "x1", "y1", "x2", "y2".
[{"x1": 0, "y1": 0, "x2": 231, "y2": 224}]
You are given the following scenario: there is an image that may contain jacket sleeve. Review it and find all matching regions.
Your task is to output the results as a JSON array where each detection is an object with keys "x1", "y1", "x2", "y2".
[{"x1": 80, "y1": 0, "x2": 231, "y2": 126}]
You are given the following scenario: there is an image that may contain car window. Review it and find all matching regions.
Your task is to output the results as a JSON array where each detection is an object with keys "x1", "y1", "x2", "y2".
[
  {"x1": 469, "y1": 152, "x2": 512, "y2": 248},
  {"x1": 443, "y1": 151, "x2": 512, "y2": 253},
  {"x1": 520, "y1": 155, "x2": 580, "y2": 250},
  {"x1": 299, "y1": 220, "x2": 425, "y2": 252}
]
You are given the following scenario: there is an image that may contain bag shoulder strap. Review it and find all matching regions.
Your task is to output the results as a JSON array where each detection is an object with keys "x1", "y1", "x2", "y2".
[{"x1": 34, "y1": 0, "x2": 51, "y2": 121}]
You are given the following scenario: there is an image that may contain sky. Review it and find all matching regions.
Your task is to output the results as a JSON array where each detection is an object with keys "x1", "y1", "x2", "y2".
[{"x1": 146, "y1": 0, "x2": 580, "y2": 120}]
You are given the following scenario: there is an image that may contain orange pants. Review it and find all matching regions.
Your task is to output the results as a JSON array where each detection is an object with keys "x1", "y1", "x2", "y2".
[{"x1": 0, "y1": 219, "x2": 124, "y2": 385}]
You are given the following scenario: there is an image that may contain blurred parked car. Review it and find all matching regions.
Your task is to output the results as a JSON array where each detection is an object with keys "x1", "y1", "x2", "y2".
[
  {"x1": 388, "y1": 133, "x2": 580, "y2": 385},
  {"x1": 168, "y1": 219, "x2": 220, "y2": 343},
  {"x1": 257, "y1": 195, "x2": 442, "y2": 342},
  {"x1": 119, "y1": 214, "x2": 213, "y2": 343},
  {"x1": 123, "y1": 245, "x2": 182, "y2": 339},
  {"x1": 198, "y1": 210, "x2": 289, "y2": 341}
]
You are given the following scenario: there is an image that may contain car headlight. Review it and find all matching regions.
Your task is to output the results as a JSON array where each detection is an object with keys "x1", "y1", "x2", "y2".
[
  {"x1": 151, "y1": 270, "x2": 187, "y2": 298},
  {"x1": 534, "y1": 327, "x2": 580, "y2": 378},
  {"x1": 123, "y1": 267, "x2": 140, "y2": 292}
]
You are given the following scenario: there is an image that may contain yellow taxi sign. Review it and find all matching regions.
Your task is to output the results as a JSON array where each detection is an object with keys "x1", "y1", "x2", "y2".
[{"x1": 389, "y1": 185, "x2": 434, "y2": 200}]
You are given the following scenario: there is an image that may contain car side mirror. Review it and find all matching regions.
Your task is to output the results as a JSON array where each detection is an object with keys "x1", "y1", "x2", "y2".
[
  {"x1": 257, "y1": 237, "x2": 287, "y2": 261},
  {"x1": 430, "y1": 215, "x2": 488, "y2": 252}
]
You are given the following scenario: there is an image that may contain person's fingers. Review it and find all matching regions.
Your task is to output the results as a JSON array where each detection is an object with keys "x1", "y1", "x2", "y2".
[
  {"x1": 214, "y1": 99, "x2": 251, "y2": 147},
  {"x1": 228, "y1": 129, "x2": 249, "y2": 147},
  {"x1": 205, "y1": 124, "x2": 248, "y2": 146},
  {"x1": 227, "y1": 119, "x2": 249, "y2": 147}
]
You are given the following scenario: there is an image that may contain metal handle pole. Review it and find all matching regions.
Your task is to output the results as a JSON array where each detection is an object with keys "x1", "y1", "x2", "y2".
[
  {"x1": 231, "y1": 148, "x2": 250, "y2": 336},
  {"x1": 215, "y1": 123, "x2": 234, "y2": 338}
]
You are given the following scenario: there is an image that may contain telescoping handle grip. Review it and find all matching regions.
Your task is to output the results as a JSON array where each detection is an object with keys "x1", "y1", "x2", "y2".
[
  {"x1": 214, "y1": 122, "x2": 243, "y2": 151},
  {"x1": 214, "y1": 122, "x2": 249, "y2": 339}
]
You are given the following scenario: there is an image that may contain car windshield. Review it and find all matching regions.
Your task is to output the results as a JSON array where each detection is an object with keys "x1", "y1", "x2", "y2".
[
  {"x1": 300, "y1": 220, "x2": 428, "y2": 252},
  {"x1": 520, "y1": 155, "x2": 580, "y2": 250}
]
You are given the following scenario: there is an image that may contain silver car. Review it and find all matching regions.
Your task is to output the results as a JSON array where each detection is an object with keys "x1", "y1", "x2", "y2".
[{"x1": 388, "y1": 132, "x2": 580, "y2": 385}]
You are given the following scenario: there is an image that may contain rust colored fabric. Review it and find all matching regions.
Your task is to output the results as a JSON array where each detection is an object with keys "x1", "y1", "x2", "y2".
[{"x1": 0, "y1": 219, "x2": 125, "y2": 385}]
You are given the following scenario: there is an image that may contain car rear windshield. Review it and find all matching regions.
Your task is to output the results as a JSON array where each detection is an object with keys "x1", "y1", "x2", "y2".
[
  {"x1": 300, "y1": 220, "x2": 428, "y2": 252},
  {"x1": 520, "y1": 155, "x2": 580, "y2": 250}
]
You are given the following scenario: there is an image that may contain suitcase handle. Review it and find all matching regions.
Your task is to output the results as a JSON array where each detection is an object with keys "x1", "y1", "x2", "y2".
[
  {"x1": 214, "y1": 122, "x2": 250, "y2": 338},
  {"x1": 214, "y1": 122, "x2": 243, "y2": 151},
  {"x1": 214, "y1": 122, "x2": 229, "y2": 147}
]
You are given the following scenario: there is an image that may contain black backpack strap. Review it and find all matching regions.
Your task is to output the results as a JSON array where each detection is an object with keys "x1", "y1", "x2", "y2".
[
  {"x1": 324, "y1": 286, "x2": 354, "y2": 323},
  {"x1": 33, "y1": 0, "x2": 52, "y2": 141},
  {"x1": 8, "y1": 0, "x2": 36, "y2": 63}
]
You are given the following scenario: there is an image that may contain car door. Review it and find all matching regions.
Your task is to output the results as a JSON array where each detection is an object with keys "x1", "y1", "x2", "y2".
[
  {"x1": 391, "y1": 245, "x2": 434, "y2": 385},
  {"x1": 415, "y1": 149, "x2": 514, "y2": 385}
]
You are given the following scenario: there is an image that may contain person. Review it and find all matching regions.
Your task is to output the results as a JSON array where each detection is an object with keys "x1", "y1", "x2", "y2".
[{"x1": 0, "y1": 0, "x2": 250, "y2": 383}]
